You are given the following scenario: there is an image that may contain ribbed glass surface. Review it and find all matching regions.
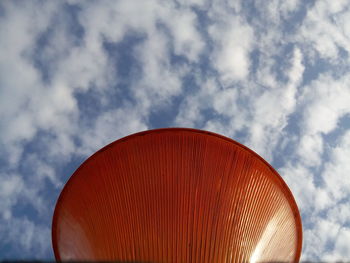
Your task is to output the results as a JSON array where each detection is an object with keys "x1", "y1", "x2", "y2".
[{"x1": 52, "y1": 128, "x2": 302, "y2": 262}]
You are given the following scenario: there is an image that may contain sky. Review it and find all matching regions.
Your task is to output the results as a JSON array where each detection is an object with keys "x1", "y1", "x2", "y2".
[{"x1": 1, "y1": 0, "x2": 350, "y2": 261}]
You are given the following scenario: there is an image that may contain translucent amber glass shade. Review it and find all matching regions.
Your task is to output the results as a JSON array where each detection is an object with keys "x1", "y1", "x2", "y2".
[{"x1": 52, "y1": 128, "x2": 302, "y2": 262}]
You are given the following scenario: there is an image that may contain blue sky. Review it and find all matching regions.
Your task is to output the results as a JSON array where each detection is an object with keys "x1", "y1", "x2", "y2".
[{"x1": 1, "y1": 0, "x2": 350, "y2": 261}]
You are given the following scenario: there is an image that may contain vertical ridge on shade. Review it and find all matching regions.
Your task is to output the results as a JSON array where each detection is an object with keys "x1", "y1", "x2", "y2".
[{"x1": 52, "y1": 128, "x2": 302, "y2": 263}]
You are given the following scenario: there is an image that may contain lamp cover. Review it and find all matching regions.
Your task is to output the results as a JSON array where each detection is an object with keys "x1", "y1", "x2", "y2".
[{"x1": 52, "y1": 128, "x2": 302, "y2": 262}]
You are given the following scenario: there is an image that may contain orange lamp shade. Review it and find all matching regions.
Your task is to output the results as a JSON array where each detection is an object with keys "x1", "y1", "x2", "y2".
[{"x1": 52, "y1": 128, "x2": 302, "y2": 262}]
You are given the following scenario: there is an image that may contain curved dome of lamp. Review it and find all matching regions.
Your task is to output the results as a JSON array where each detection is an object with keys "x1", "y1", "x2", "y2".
[{"x1": 52, "y1": 128, "x2": 302, "y2": 262}]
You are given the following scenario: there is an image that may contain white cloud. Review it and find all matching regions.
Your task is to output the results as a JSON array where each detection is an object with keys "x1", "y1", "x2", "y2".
[
  {"x1": 301, "y1": 218, "x2": 335, "y2": 260},
  {"x1": 297, "y1": 134, "x2": 324, "y2": 167},
  {"x1": 282, "y1": 128, "x2": 350, "y2": 261},
  {"x1": 175, "y1": 0, "x2": 209, "y2": 8},
  {"x1": 0, "y1": 2, "x2": 79, "y2": 166},
  {"x1": 295, "y1": 73, "x2": 350, "y2": 167},
  {"x1": 297, "y1": 0, "x2": 350, "y2": 61},
  {"x1": 322, "y1": 131, "x2": 350, "y2": 203},
  {"x1": 208, "y1": 17, "x2": 254, "y2": 84},
  {"x1": 300, "y1": 74, "x2": 350, "y2": 135},
  {"x1": 163, "y1": 5, "x2": 205, "y2": 61},
  {"x1": 212, "y1": 88, "x2": 238, "y2": 115},
  {"x1": 0, "y1": 217, "x2": 51, "y2": 259},
  {"x1": 280, "y1": 163, "x2": 316, "y2": 212},
  {"x1": 328, "y1": 203, "x2": 350, "y2": 226},
  {"x1": 0, "y1": 174, "x2": 24, "y2": 220},
  {"x1": 246, "y1": 47, "x2": 304, "y2": 159},
  {"x1": 77, "y1": 106, "x2": 148, "y2": 155},
  {"x1": 175, "y1": 77, "x2": 219, "y2": 127},
  {"x1": 131, "y1": 29, "x2": 185, "y2": 113},
  {"x1": 302, "y1": 219, "x2": 350, "y2": 261},
  {"x1": 331, "y1": 228, "x2": 350, "y2": 259}
]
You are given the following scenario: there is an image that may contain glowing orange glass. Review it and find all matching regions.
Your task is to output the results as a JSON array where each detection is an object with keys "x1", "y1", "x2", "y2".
[{"x1": 52, "y1": 128, "x2": 302, "y2": 262}]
